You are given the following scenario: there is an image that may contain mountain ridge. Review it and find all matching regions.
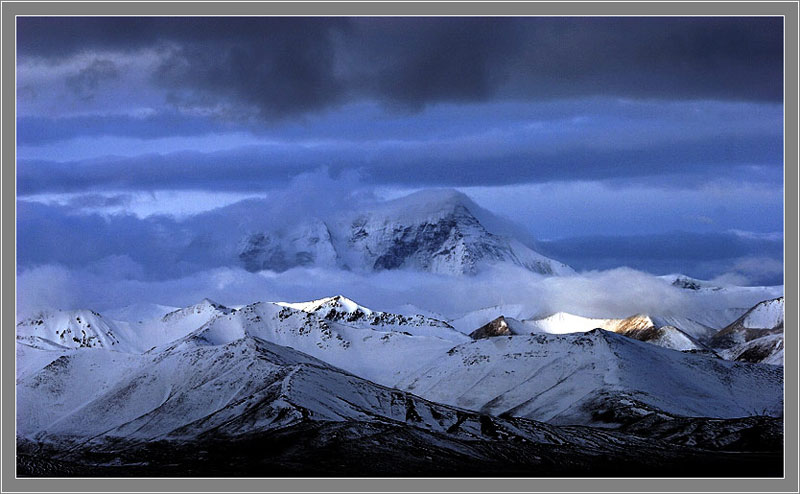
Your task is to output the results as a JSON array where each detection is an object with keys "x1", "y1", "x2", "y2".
[{"x1": 238, "y1": 189, "x2": 573, "y2": 276}]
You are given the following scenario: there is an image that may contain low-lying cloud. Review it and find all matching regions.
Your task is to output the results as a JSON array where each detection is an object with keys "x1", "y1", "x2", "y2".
[
  {"x1": 16, "y1": 262, "x2": 783, "y2": 329},
  {"x1": 538, "y1": 231, "x2": 784, "y2": 286},
  {"x1": 17, "y1": 171, "x2": 784, "y2": 294}
]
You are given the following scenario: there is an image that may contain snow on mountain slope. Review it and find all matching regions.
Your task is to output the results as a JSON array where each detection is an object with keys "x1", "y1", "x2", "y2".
[
  {"x1": 644, "y1": 314, "x2": 720, "y2": 341},
  {"x1": 165, "y1": 301, "x2": 459, "y2": 388},
  {"x1": 398, "y1": 330, "x2": 782, "y2": 426},
  {"x1": 160, "y1": 298, "x2": 234, "y2": 321},
  {"x1": 16, "y1": 337, "x2": 405, "y2": 441},
  {"x1": 16, "y1": 310, "x2": 126, "y2": 351},
  {"x1": 16, "y1": 299, "x2": 234, "y2": 354},
  {"x1": 17, "y1": 293, "x2": 782, "y2": 442},
  {"x1": 721, "y1": 333, "x2": 784, "y2": 366},
  {"x1": 238, "y1": 189, "x2": 572, "y2": 276},
  {"x1": 523, "y1": 312, "x2": 708, "y2": 352},
  {"x1": 605, "y1": 316, "x2": 709, "y2": 352},
  {"x1": 340, "y1": 190, "x2": 573, "y2": 276},
  {"x1": 447, "y1": 284, "x2": 768, "y2": 341},
  {"x1": 525, "y1": 312, "x2": 616, "y2": 335},
  {"x1": 18, "y1": 335, "x2": 604, "y2": 448},
  {"x1": 661, "y1": 274, "x2": 784, "y2": 300},
  {"x1": 677, "y1": 308, "x2": 751, "y2": 333},
  {"x1": 277, "y1": 295, "x2": 467, "y2": 343},
  {"x1": 741, "y1": 297, "x2": 784, "y2": 329},
  {"x1": 16, "y1": 344, "x2": 70, "y2": 380},
  {"x1": 113, "y1": 298, "x2": 235, "y2": 352},
  {"x1": 614, "y1": 325, "x2": 707, "y2": 353},
  {"x1": 451, "y1": 303, "x2": 740, "y2": 344},
  {"x1": 18, "y1": 349, "x2": 145, "y2": 439},
  {"x1": 710, "y1": 297, "x2": 784, "y2": 349}
]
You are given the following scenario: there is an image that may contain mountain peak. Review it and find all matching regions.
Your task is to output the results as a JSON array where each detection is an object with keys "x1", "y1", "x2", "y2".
[
  {"x1": 238, "y1": 188, "x2": 573, "y2": 276},
  {"x1": 383, "y1": 188, "x2": 474, "y2": 210},
  {"x1": 365, "y1": 189, "x2": 480, "y2": 227},
  {"x1": 161, "y1": 299, "x2": 233, "y2": 322},
  {"x1": 278, "y1": 295, "x2": 368, "y2": 315},
  {"x1": 469, "y1": 315, "x2": 522, "y2": 339}
]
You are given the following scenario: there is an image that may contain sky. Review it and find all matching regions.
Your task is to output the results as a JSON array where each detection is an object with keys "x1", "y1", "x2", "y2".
[{"x1": 16, "y1": 17, "x2": 785, "y2": 314}]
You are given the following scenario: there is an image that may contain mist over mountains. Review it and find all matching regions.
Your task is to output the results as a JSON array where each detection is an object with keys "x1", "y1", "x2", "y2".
[{"x1": 17, "y1": 179, "x2": 783, "y2": 317}]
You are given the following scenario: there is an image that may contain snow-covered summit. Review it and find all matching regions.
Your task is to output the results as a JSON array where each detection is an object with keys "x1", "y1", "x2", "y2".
[
  {"x1": 469, "y1": 315, "x2": 529, "y2": 339},
  {"x1": 276, "y1": 295, "x2": 460, "y2": 339},
  {"x1": 710, "y1": 297, "x2": 784, "y2": 365},
  {"x1": 278, "y1": 295, "x2": 368, "y2": 315},
  {"x1": 342, "y1": 190, "x2": 573, "y2": 276},
  {"x1": 508, "y1": 311, "x2": 709, "y2": 352},
  {"x1": 238, "y1": 189, "x2": 573, "y2": 276},
  {"x1": 710, "y1": 297, "x2": 784, "y2": 348},
  {"x1": 161, "y1": 298, "x2": 233, "y2": 322},
  {"x1": 741, "y1": 297, "x2": 784, "y2": 330}
]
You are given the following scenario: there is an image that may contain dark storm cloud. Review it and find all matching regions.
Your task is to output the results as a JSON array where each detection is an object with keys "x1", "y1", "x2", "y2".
[{"x1": 17, "y1": 17, "x2": 783, "y2": 119}]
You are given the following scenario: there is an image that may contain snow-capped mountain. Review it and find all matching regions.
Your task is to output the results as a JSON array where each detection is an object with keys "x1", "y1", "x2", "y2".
[
  {"x1": 710, "y1": 297, "x2": 784, "y2": 349},
  {"x1": 399, "y1": 329, "x2": 782, "y2": 426},
  {"x1": 448, "y1": 304, "x2": 533, "y2": 334},
  {"x1": 338, "y1": 190, "x2": 573, "y2": 275},
  {"x1": 23, "y1": 331, "x2": 695, "y2": 455},
  {"x1": 720, "y1": 334, "x2": 784, "y2": 366},
  {"x1": 18, "y1": 295, "x2": 781, "y2": 428},
  {"x1": 159, "y1": 298, "x2": 233, "y2": 324},
  {"x1": 469, "y1": 316, "x2": 524, "y2": 339},
  {"x1": 277, "y1": 295, "x2": 466, "y2": 341},
  {"x1": 238, "y1": 190, "x2": 573, "y2": 276},
  {"x1": 162, "y1": 298, "x2": 462, "y2": 387},
  {"x1": 18, "y1": 336, "x2": 504, "y2": 443},
  {"x1": 494, "y1": 312, "x2": 710, "y2": 352},
  {"x1": 711, "y1": 297, "x2": 784, "y2": 365},
  {"x1": 156, "y1": 297, "x2": 780, "y2": 425},
  {"x1": 16, "y1": 299, "x2": 235, "y2": 355},
  {"x1": 19, "y1": 331, "x2": 782, "y2": 478},
  {"x1": 16, "y1": 293, "x2": 785, "y2": 476},
  {"x1": 447, "y1": 302, "x2": 751, "y2": 343}
]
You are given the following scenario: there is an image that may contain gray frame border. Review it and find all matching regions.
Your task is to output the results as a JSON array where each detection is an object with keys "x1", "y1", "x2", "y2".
[{"x1": 1, "y1": 2, "x2": 797, "y2": 493}]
